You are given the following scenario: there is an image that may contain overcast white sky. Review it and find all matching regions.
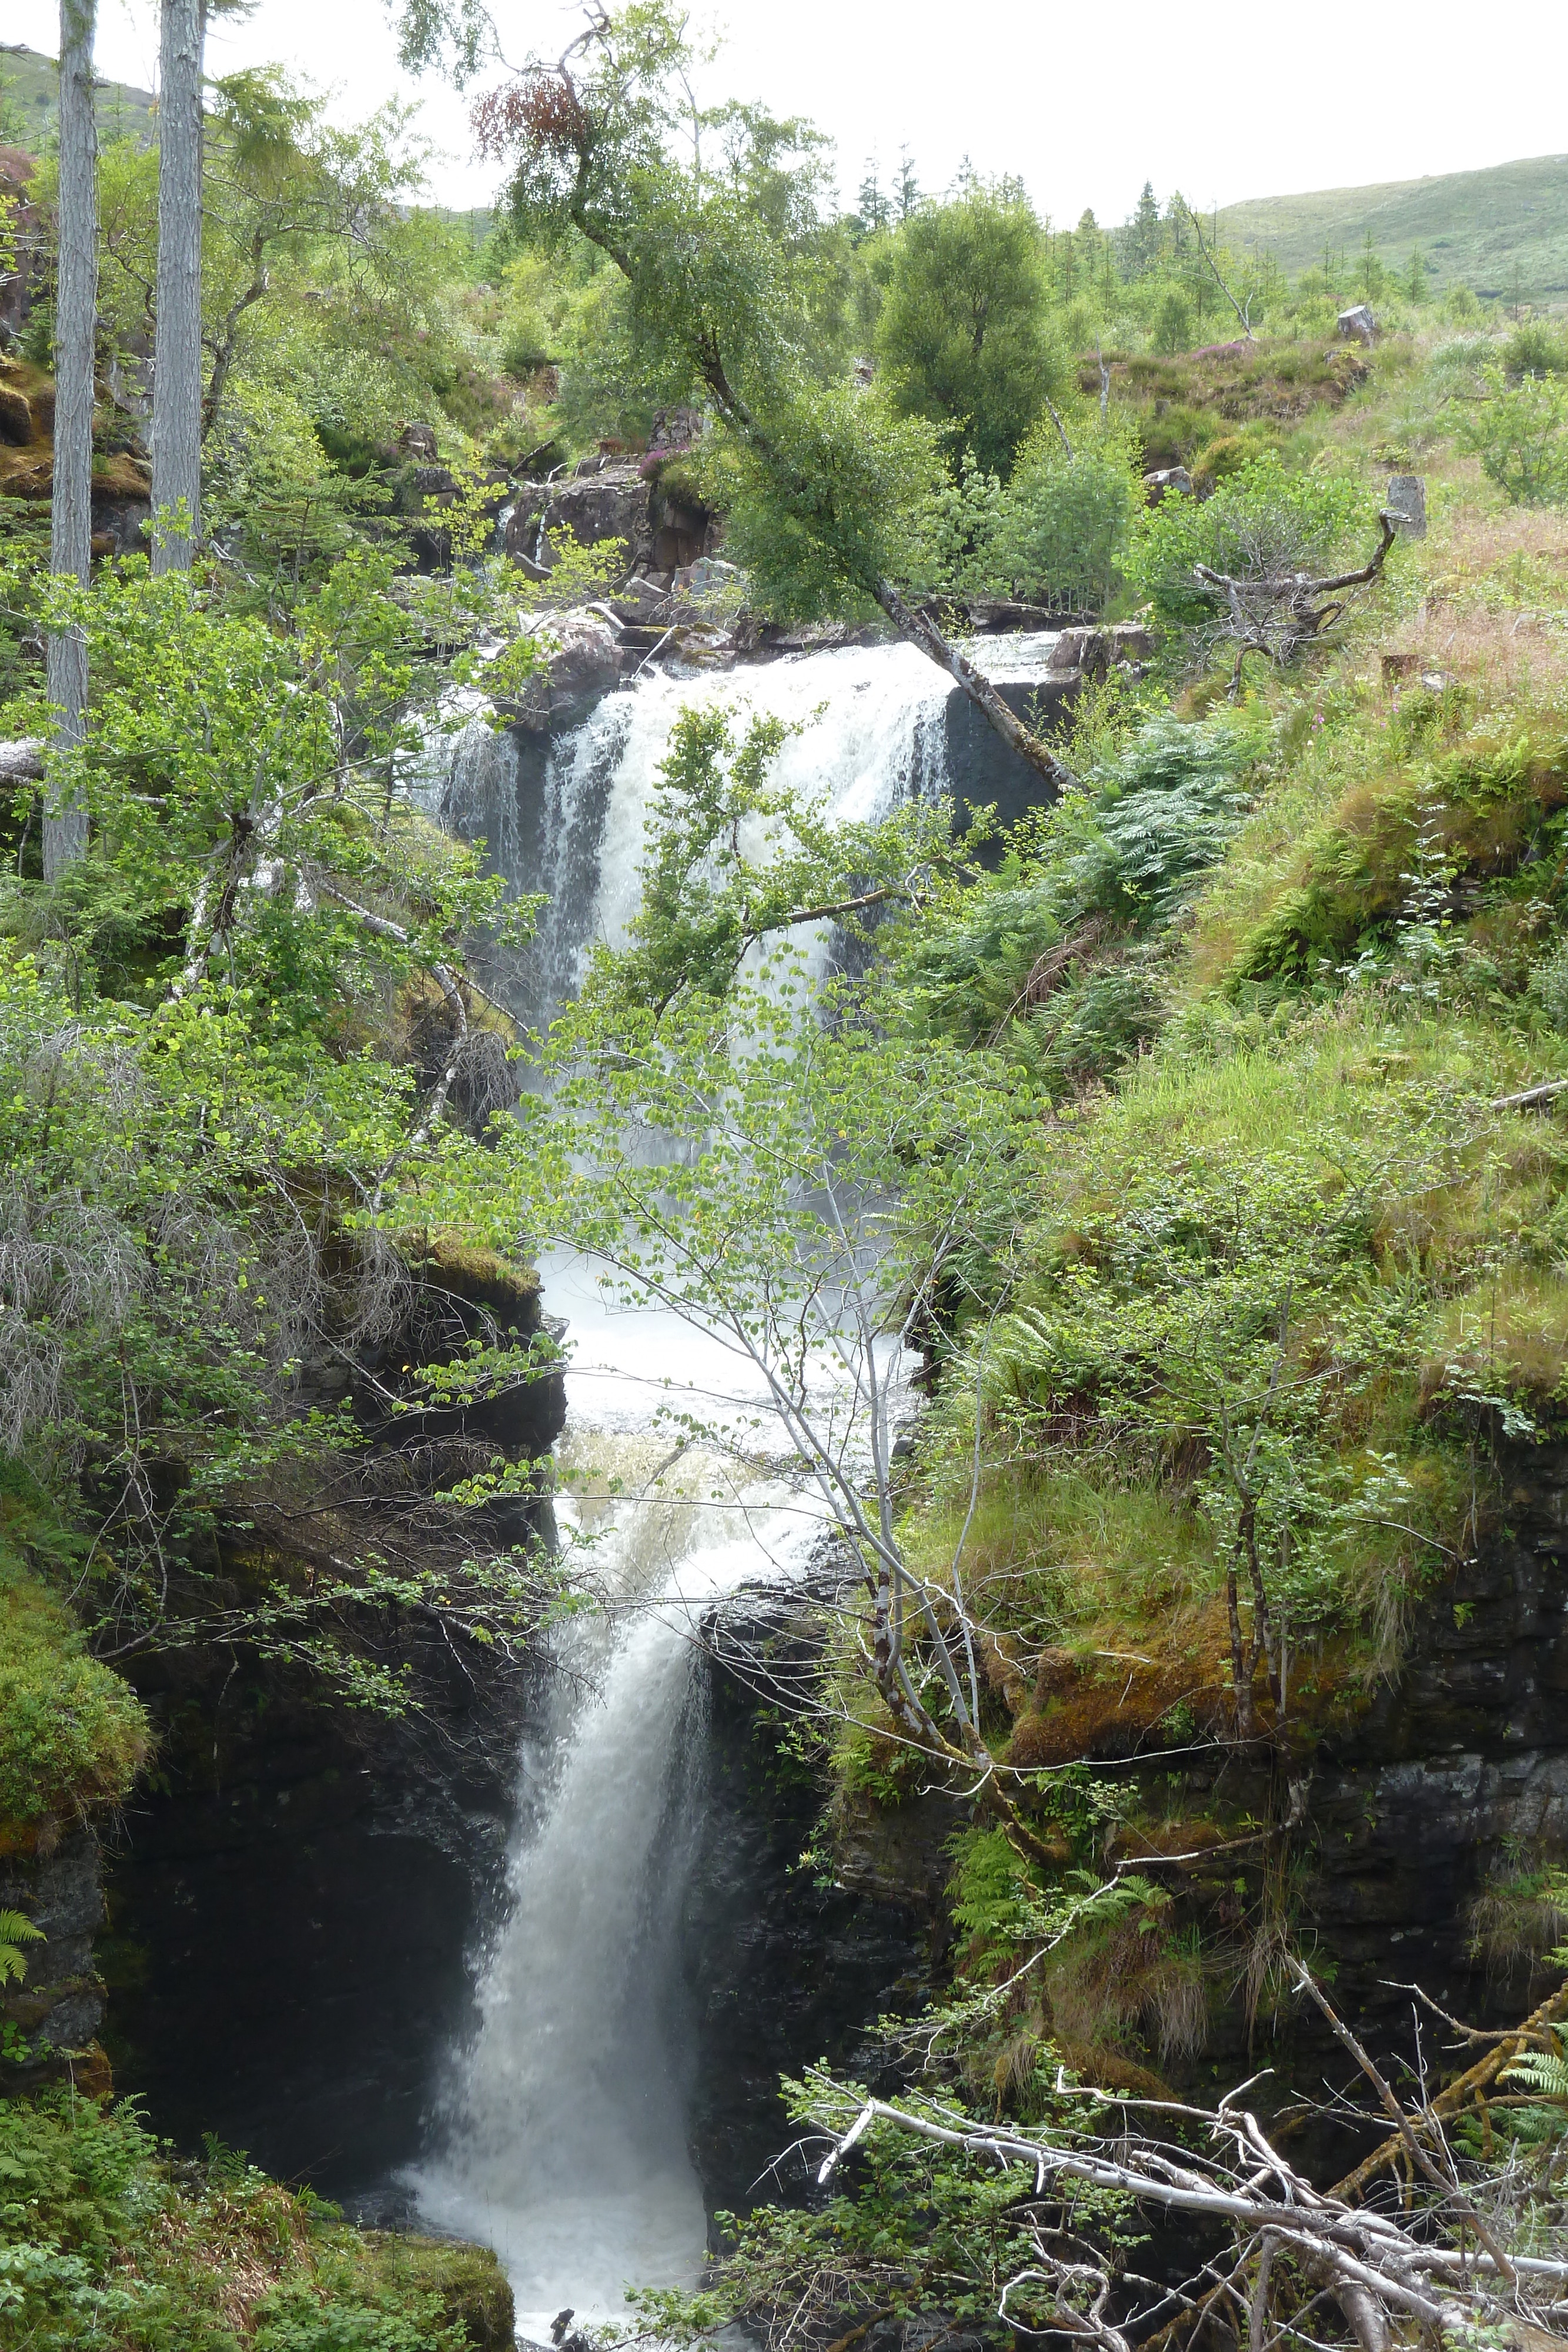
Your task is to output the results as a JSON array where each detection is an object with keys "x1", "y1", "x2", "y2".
[{"x1": 8, "y1": 0, "x2": 1566, "y2": 222}]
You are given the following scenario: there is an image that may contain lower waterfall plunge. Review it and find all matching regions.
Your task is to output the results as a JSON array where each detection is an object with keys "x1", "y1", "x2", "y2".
[
  {"x1": 410, "y1": 633, "x2": 1059, "y2": 2330},
  {"x1": 407, "y1": 1258, "x2": 890, "y2": 2336}
]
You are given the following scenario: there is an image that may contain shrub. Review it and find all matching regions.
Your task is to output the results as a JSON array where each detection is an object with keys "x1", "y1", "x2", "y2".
[
  {"x1": 0, "y1": 2093, "x2": 511, "y2": 2348},
  {"x1": 968, "y1": 429, "x2": 1139, "y2": 612},
  {"x1": 1127, "y1": 453, "x2": 1372, "y2": 630},
  {"x1": 1151, "y1": 288, "x2": 1193, "y2": 356},
  {"x1": 1503, "y1": 322, "x2": 1567, "y2": 382},
  {"x1": 1457, "y1": 373, "x2": 1568, "y2": 508},
  {"x1": 1188, "y1": 432, "x2": 1253, "y2": 494}
]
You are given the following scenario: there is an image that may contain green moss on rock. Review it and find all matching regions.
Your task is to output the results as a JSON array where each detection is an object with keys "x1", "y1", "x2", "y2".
[{"x1": 0, "y1": 1583, "x2": 149, "y2": 1846}]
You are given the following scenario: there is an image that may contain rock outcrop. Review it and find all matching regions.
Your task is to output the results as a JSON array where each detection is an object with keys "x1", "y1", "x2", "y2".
[
  {"x1": 504, "y1": 453, "x2": 721, "y2": 590},
  {"x1": 0, "y1": 1830, "x2": 113, "y2": 2097}
]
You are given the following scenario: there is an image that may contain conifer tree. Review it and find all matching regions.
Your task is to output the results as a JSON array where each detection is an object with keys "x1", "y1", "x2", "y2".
[
  {"x1": 1124, "y1": 178, "x2": 1162, "y2": 276},
  {"x1": 895, "y1": 145, "x2": 918, "y2": 219},
  {"x1": 856, "y1": 154, "x2": 890, "y2": 235}
]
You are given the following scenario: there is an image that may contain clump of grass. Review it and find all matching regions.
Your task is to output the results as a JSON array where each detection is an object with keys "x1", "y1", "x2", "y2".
[{"x1": 1468, "y1": 1857, "x2": 1568, "y2": 1986}]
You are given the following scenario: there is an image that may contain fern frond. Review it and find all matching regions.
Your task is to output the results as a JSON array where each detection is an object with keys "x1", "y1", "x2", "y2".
[
  {"x1": 1502, "y1": 2040, "x2": 1568, "y2": 2102},
  {"x1": 0, "y1": 1909, "x2": 45, "y2": 1988}
]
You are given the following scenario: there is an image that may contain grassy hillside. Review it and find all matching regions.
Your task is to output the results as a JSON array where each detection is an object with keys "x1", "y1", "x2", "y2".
[
  {"x1": 1219, "y1": 152, "x2": 1568, "y2": 302},
  {"x1": 0, "y1": 40, "x2": 155, "y2": 151}
]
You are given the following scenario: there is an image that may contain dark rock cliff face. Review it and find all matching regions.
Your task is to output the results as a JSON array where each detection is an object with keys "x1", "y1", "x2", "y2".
[
  {"x1": 0, "y1": 1829, "x2": 112, "y2": 2096},
  {"x1": 96, "y1": 1238, "x2": 564, "y2": 2190},
  {"x1": 681, "y1": 1595, "x2": 934, "y2": 2220},
  {"x1": 1247, "y1": 1438, "x2": 1568, "y2": 2076},
  {"x1": 102, "y1": 1639, "x2": 538, "y2": 2194}
]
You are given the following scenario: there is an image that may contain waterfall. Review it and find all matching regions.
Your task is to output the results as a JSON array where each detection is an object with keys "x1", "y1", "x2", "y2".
[
  {"x1": 407, "y1": 1261, "x2": 878, "y2": 2338},
  {"x1": 410, "y1": 626, "x2": 1055, "y2": 2335},
  {"x1": 431, "y1": 630, "x2": 1061, "y2": 1034}
]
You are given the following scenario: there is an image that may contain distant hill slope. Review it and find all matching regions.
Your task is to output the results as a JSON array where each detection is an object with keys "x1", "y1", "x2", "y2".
[
  {"x1": 1218, "y1": 154, "x2": 1568, "y2": 302},
  {"x1": 0, "y1": 41, "x2": 156, "y2": 151}
]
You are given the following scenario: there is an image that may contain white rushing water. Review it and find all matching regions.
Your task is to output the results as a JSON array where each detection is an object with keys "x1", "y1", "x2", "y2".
[
  {"x1": 408, "y1": 1258, "x2": 877, "y2": 2338},
  {"x1": 419, "y1": 629, "x2": 1062, "y2": 1033},
  {"x1": 410, "y1": 626, "x2": 1058, "y2": 2337}
]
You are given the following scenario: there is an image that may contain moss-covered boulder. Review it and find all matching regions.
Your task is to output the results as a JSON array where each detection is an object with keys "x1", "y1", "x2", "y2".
[{"x1": 0, "y1": 1581, "x2": 149, "y2": 1852}]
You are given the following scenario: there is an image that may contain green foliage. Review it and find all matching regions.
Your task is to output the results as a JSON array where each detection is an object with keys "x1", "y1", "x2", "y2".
[
  {"x1": 704, "y1": 386, "x2": 944, "y2": 617},
  {"x1": 1457, "y1": 372, "x2": 1568, "y2": 507},
  {"x1": 0, "y1": 1584, "x2": 149, "y2": 1835},
  {"x1": 1128, "y1": 453, "x2": 1374, "y2": 628},
  {"x1": 0, "y1": 539, "x2": 569, "y2": 1710},
  {"x1": 898, "y1": 712, "x2": 1262, "y2": 1084},
  {"x1": 477, "y1": 5, "x2": 949, "y2": 620},
  {"x1": 1222, "y1": 707, "x2": 1568, "y2": 983},
  {"x1": 633, "y1": 2068, "x2": 1135, "y2": 2349},
  {"x1": 875, "y1": 181, "x2": 1064, "y2": 478},
  {"x1": 1503, "y1": 322, "x2": 1568, "y2": 382},
  {"x1": 967, "y1": 427, "x2": 1139, "y2": 612},
  {"x1": 0, "y1": 1913, "x2": 44, "y2": 1989},
  {"x1": 0, "y1": 2092, "x2": 506, "y2": 2348}
]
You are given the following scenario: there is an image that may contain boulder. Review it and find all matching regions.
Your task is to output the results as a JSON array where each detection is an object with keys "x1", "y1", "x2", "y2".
[
  {"x1": 1385, "y1": 472, "x2": 1427, "y2": 537},
  {"x1": 398, "y1": 420, "x2": 440, "y2": 459},
  {"x1": 1143, "y1": 465, "x2": 1194, "y2": 505},
  {"x1": 644, "y1": 403, "x2": 703, "y2": 464},
  {"x1": 1336, "y1": 305, "x2": 1377, "y2": 346},
  {"x1": 505, "y1": 460, "x2": 651, "y2": 574},
  {"x1": 0, "y1": 379, "x2": 32, "y2": 446},
  {"x1": 667, "y1": 554, "x2": 744, "y2": 607},
  {"x1": 498, "y1": 607, "x2": 623, "y2": 734},
  {"x1": 1048, "y1": 622, "x2": 1155, "y2": 680}
]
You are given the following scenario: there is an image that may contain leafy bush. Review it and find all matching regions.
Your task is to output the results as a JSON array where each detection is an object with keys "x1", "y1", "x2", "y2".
[
  {"x1": 0, "y1": 1584, "x2": 148, "y2": 1835},
  {"x1": 1457, "y1": 373, "x2": 1568, "y2": 507},
  {"x1": 968, "y1": 436, "x2": 1138, "y2": 612},
  {"x1": 1503, "y1": 322, "x2": 1567, "y2": 382},
  {"x1": 1127, "y1": 453, "x2": 1372, "y2": 628},
  {"x1": 0, "y1": 2093, "x2": 510, "y2": 2349}
]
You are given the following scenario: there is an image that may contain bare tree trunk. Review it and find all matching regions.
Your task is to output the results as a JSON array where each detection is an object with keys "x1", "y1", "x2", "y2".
[
  {"x1": 44, "y1": 0, "x2": 98, "y2": 881},
  {"x1": 872, "y1": 576, "x2": 1076, "y2": 793},
  {"x1": 151, "y1": 0, "x2": 203, "y2": 570}
]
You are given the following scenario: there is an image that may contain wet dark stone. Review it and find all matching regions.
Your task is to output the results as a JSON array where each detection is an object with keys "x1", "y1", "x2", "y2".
[
  {"x1": 680, "y1": 1591, "x2": 934, "y2": 2221},
  {"x1": 102, "y1": 1647, "x2": 534, "y2": 2196},
  {"x1": 941, "y1": 677, "x2": 1076, "y2": 837}
]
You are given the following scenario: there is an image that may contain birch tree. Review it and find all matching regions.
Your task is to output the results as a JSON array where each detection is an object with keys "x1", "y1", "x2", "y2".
[
  {"x1": 151, "y1": 0, "x2": 205, "y2": 572},
  {"x1": 44, "y1": 0, "x2": 98, "y2": 880},
  {"x1": 425, "y1": 0, "x2": 1075, "y2": 793}
]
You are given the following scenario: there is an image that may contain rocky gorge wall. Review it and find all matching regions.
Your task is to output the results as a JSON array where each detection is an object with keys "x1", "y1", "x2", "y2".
[
  {"x1": 804, "y1": 1434, "x2": 1568, "y2": 2164},
  {"x1": 32, "y1": 1429, "x2": 1568, "y2": 2221}
]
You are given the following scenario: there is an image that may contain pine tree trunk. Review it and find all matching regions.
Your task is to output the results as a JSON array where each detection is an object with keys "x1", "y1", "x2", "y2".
[
  {"x1": 43, "y1": 0, "x2": 98, "y2": 881},
  {"x1": 151, "y1": 0, "x2": 203, "y2": 572}
]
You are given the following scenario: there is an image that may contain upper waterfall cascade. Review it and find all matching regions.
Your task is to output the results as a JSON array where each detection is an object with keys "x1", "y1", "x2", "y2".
[
  {"x1": 409, "y1": 632, "x2": 1056, "y2": 2334},
  {"x1": 426, "y1": 630, "x2": 1063, "y2": 1033}
]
